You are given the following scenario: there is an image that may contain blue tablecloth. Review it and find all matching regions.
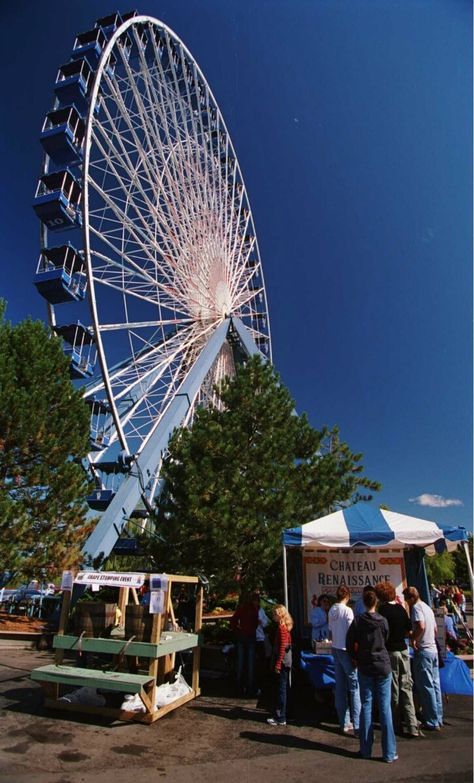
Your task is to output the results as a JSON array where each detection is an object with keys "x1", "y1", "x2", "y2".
[
  {"x1": 300, "y1": 649, "x2": 473, "y2": 697},
  {"x1": 440, "y1": 652, "x2": 474, "y2": 696},
  {"x1": 300, "y1": 651, "x2": 335, "y2": 689}
]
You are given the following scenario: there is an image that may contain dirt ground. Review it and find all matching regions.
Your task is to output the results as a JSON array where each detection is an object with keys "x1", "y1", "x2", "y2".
[
  {"x1": 0, "y1": 646, "x2": 472, "y2": 783},
  {"x1": 0, "y1": 613, "x2": 48, "y2": 634}
]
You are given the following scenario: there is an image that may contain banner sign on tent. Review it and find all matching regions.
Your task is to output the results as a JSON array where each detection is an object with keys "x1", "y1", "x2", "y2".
[
  {"x1": 75, "y1": 571, "x2": 145, "y2": 589},
  {"x1": 303, "y1": 550, "x2": 406, "y2": 622}
]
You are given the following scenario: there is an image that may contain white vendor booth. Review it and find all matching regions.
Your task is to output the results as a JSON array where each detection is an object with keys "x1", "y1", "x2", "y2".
[{"x1": 282, "y1": 503, "x2": 471, "y2": 639}]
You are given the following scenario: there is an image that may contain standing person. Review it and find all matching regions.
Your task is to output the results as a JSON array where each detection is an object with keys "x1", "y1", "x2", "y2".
[
  {"x1": 310, "y1": 594, "x2": 330, "y2": 642},
  {"x1": 459, "y1": 588, "x2": 467, "y2": 622},
  {"x1": 430, "y1": 584, "x2": 442, "y2": 609},
  {"x1": 230, "y1": 592, "x2": 259, "y2": 697},
  {"x1": 440, "y1": 599, "x2": 468, "y2": 653},
  {"x1": 375, "y1": 581, "x2": 419, "y2": 737},
  {"x1": 328, "y1": 585, "x2": 360, "y2": 735},
  {"x1": 255, "y1": 595, "x2": 270, "y2": 694},
  {"x1": 267, "y1": 604, "x2": 293, "y2": 726},
  {"x1": 403, "y1": 586, "x2": 443, "y2": 731},
  {"x1": 346, "y1": 589, "x2": 398, "y2": 763},
  {"x1": 354, "y1": 585, "x2": 376, "y2": 616}
]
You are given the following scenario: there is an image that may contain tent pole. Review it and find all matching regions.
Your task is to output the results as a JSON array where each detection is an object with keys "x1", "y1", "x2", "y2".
[
  {"x1": 283, "y1": 545, "x2": 289, "y2": 608},
  {"x1": 462, "y1": 540, "x2": 474, "y2": 597}
]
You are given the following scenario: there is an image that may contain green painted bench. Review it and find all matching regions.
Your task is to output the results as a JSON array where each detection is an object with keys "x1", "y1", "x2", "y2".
[
  {"x1": 30, "y1": 664, "x2": 154, "y2": 693},
  {"x1": 52, "y1": 631, "x2": 199, "y2": 658}
]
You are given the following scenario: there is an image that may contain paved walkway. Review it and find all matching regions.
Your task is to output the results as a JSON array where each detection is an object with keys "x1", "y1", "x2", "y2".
[{"x1": 0, "y1": 648, "x2": 472, "y2": 783}]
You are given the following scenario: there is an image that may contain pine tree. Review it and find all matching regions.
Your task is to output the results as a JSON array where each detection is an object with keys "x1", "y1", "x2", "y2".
[
  {"x1": 0, "y1": 305, "x2": 94, "y2": 580},
  {"x1": 149, "y1": 355, "x2": 380, "y2": 597}
]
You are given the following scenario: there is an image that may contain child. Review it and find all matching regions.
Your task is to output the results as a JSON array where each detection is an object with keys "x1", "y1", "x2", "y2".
[{"x1": 267, "y1": 604, "x2": 293, "y2": 726}]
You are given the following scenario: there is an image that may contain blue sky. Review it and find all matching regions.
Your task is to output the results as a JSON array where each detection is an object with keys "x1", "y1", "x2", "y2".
[{"x1": 1, "y1": 1, "x2": 472, "y2": 531}]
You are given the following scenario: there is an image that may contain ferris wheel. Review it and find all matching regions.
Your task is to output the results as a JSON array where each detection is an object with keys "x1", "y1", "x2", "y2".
[{"x1": 32, "y1": 12, "x2": 272, "y2": 562}]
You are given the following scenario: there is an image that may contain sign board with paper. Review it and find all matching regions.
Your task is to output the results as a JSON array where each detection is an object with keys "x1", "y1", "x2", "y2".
[
  {"x1": 303, "y1": 550, "x2": 406, "y2": 623},
  {"x1": 74, "y1": 571, "x2": 146, "y2": 589},
  {"x1": 150, "y1": 574, "x2": 168, "y2": 591},
  {"x1": 60, "y1": 570, "x2": 74, "y2": 591},
  {"x1": 149, "y1": 590, "x2": 165, "y2": 614}
]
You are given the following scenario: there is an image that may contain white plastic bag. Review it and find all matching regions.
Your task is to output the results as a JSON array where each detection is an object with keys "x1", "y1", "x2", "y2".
[
  {"x1": 120, "y1": 693, "x2": 145, "y2": 712},
  {"x1": 155, "y1": 667, "x2": 192, "y2": 708},
  {"x1": 120, "y1": 667, "x2": 192, "y2": 712}
]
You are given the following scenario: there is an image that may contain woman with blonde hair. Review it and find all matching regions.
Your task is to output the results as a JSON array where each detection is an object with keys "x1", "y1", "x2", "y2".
[{"x1": 267, "y1": 604, "x2": 293, "y2": 726}]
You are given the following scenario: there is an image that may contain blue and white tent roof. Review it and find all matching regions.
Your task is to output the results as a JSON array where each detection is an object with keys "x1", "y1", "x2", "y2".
[{"x1": 283, "y1": 504, "x2": 468, "y2": 549}]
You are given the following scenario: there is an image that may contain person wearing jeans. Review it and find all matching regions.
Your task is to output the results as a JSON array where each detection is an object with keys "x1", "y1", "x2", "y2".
[
  {"x1": 332, "y1": 647, "x2": 361, "y2": 733},
  {"x1": 403, "y1": 586, "x2": 443, "y2": 730},
  {"x1": 346, "y1": 589, "x2": 397, "y2": 763},
  {"x1": 357, "y1": 670, "x2": 397, "y2": 762},
  {"x1": 267, "y1": 604, "x2": 293, "y2": 726},
  {"x1": 328, "y1": 585, "x2": 360, "y2": 734},
  {"x1": 412, "y1": 649, "x2": 442, "y2": 728},
  {"x1": 230, "y1": 593, "x2": 259, "y2": 696},
  {"x1": 375, "y1": 581, "x2": 419, "y2": 737}
]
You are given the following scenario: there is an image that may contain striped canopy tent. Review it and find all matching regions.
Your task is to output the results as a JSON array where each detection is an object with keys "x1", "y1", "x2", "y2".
[
  {"x1": 282, "y1": 504, "x2": 472, "y2": 631},
  {"x1": 283, "y1": 504, "x2": 469, "y2": 550}
]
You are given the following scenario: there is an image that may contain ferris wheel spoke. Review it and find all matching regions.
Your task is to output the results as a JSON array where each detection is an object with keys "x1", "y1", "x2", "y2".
[
  {"x1": 88, "y1": 139, "x2": 181, "y2": 273},
  {"x1": 102, "y1": 319, "x2": 215, "y2": 402},
  {"x1": 98, "y1": 317, "x2": 193, "y2": 332},
  {"x1": 88, "y1": 175, "x2": 188, "y2": 299},
  {"x1": 97, "y1": 80, "x2": 188, "y2": 252},
  {"x1": 109, "y1": 322, "x2": 216, "y2": 445},
  {"x1": 95, "y1": 72, "x2": 222, "y2": 298},
  {"x1": 89, "y1": 122, "x2": 181, "y2": 258},
  {"x1": 89, "y1": 244, "x2": 189, "y2": 313},
  {"x1": 106, "y1": 48, "x2": 195, "y2": 233}
]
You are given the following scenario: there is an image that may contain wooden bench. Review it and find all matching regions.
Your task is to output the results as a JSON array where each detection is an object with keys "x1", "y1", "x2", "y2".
[{"x1": 31, "y1": 664, "x2": 155, "y2": 693}]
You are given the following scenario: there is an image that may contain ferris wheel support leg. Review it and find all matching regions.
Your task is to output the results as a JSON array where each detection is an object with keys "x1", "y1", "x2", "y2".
[
  {"x1": 230, "y1": 316, "x2": 268, "y2": 360},
  {"x1": 82, "y1": 318, "x2": 232, "y2": 564}
]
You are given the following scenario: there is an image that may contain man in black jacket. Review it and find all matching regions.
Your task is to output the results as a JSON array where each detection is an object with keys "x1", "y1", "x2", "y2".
[
  {"x1": 375, "y1": 581, "x2": 419, "y2": 737},
  {"x1": 346, "y1": 589, "x2": 398, "y2": 763}
]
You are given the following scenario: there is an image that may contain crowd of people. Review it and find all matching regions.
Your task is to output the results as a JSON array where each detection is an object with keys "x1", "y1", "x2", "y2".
[
  {"x1": 430, "y1": 582, "x2": 467, "y2": 620},
  {"x1": 230, "y1": 580, "x2": 469, "y2": 764}
]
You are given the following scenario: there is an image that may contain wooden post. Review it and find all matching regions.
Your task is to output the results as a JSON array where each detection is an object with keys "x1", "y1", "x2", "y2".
[
  {"x1": 54, "y1": 589, "x2": 72, "y2": 665},
  {"x1": 117, "y1": 587, "x2": 129, "y2": 618},
  {"x1": 192, "y1": 584, "x2": 203, "y2": 694},
  {"x1": 147, "y1": 582, "x2": 163, "y2": 708}
]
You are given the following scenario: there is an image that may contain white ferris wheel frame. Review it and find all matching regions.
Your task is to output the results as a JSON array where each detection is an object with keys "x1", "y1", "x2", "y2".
[
  {"x1": 81, "y1": 15, "x2": 272, "y2": 463},
  {"x1": 39, "y1": 14, "x2": 272, "y2": 560}
]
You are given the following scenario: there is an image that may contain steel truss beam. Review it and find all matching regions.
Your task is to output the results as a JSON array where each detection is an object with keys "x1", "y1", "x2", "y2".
[{"x1": 82, "y1": 316, "x2": 264, "y2": 562}]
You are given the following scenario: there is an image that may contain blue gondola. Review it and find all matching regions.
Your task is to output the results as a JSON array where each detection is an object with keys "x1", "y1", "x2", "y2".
[
  {"x1": 54, "y1": 322, "x2": 96, "y2": 378},
  {"x1": 255, "y1": 336, "x2": 269, "y2": 353},
  {"x1": 247, "y1": 279, "x2": 261, "y2": 292},
  {"x1": 94, "y1": 11, "x2": 137, "y2": 40},
  {"x1": 127, "y1": 23, "x2": 147, "y2": 59},
  {"x1": 86, "y1": 488, "x2": 116, "y2": 511},
  {"x1": 32, "y1": 169, "x2": 82, "y2": 232},
  {"x1": 40, "y1": 106, "x2": 85, "y2": 166},
  {"x1": 34, "y1": 244, "x2": 86, "y2": 304},
  {"x1": 54, "y1": 59, "x2": 93, "y2": 113},
  {"x1": 71, "y1": 27, "x2": 107, "y2": 69},
  {"x1": 92, "y1": 458, "x2": 132, "y2": 474},
  {"x1": 252, "y1": 312, "x2": 267, "y2": 328},
  {"x1": 112, "y1": 538, "x2": 142, "y2": 555},
  {"x1": 86, "y1": 397, "x2": 112, "y2": 451}
]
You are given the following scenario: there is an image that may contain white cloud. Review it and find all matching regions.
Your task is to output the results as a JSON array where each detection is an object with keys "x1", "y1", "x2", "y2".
[{"x1": 409, "y1": 493, "x2": 463, "y2": 509}]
